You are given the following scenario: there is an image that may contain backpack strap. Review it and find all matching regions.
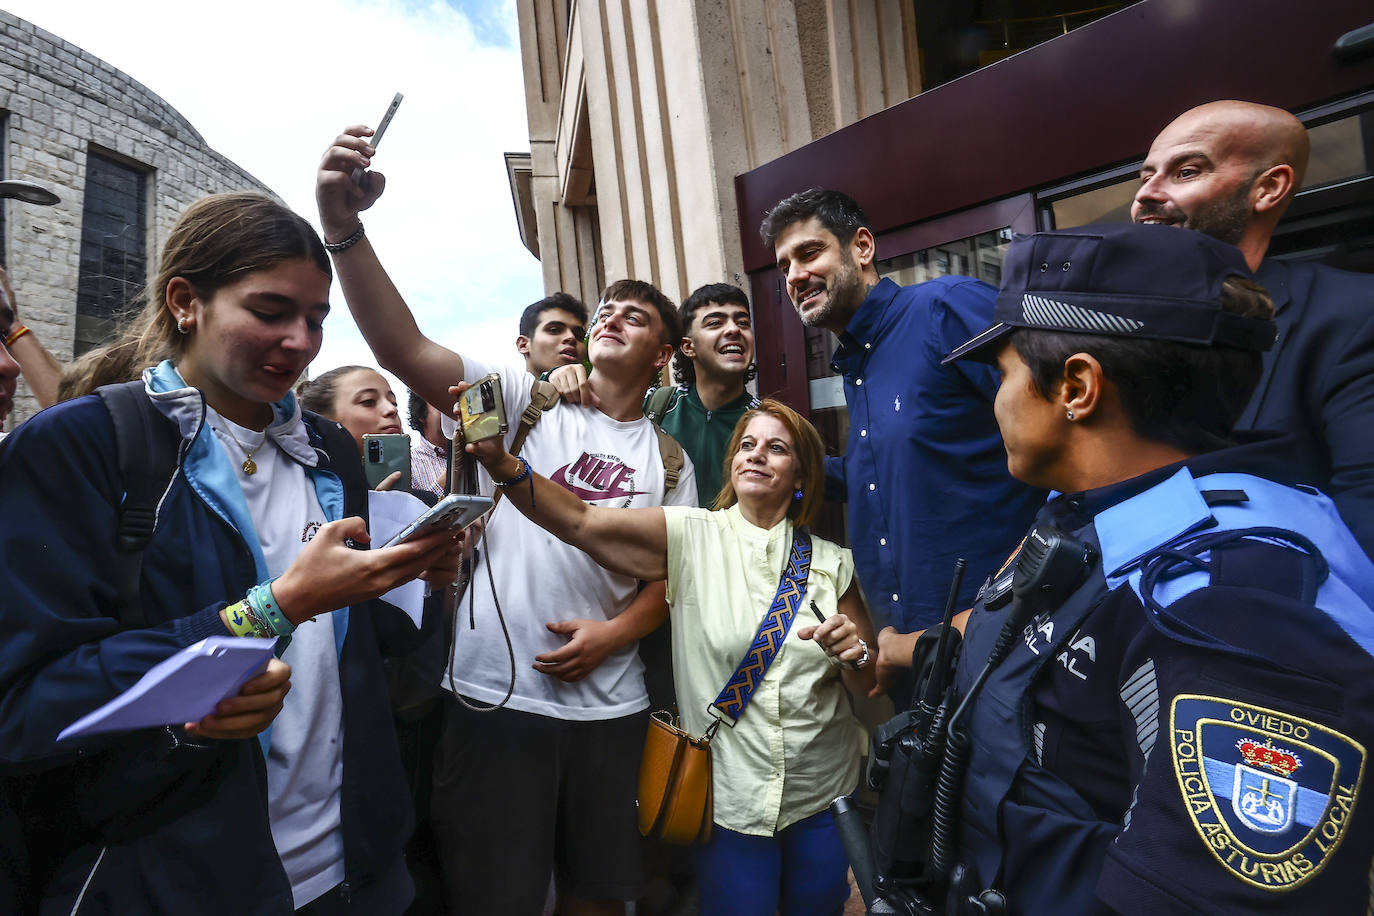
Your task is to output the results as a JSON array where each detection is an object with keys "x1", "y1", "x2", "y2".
[
  {"x1": 499, "y1": 378, "x2": 681, "y2": 494},
  {"x1": 95, "y1": 380, "x2": 182, "y2": 629},
  {"x1": 652, "y1": 425, "x2": 683, "y2": 493},
  {"x1": 490, "y1": 379, "x2": 561, "y2": 508},
  {"x1": 644, "y1": 384, "x2": 679, "y2": 424},
  {"x1": 510, "y1": 379, "x2": 560, "y2": 457}
]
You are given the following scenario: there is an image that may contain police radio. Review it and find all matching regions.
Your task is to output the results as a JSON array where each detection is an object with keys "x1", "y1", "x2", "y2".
[{"x1": 863, "y1": 526, "x2": 1096, "y2": 915}]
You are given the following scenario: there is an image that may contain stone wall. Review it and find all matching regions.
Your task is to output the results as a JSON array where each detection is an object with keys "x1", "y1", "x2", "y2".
[{"x1": 0, "y1": 10, "x2": 272, "y2": 425}]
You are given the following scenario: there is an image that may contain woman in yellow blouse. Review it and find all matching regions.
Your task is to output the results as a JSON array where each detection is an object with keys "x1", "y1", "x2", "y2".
[{"x1": 465, "y1": 396, "x2": 880, "y2": 916}]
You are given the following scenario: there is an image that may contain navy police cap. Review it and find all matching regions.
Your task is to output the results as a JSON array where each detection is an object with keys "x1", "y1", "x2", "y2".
[{"x1": 943, "y1": 223, "x2": 1277, "y2": 364}]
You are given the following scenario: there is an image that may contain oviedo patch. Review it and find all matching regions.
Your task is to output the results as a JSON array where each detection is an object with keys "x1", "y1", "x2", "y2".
[{"x1": 1170, "y1": 695, "x2": 1365, "y2": 891}]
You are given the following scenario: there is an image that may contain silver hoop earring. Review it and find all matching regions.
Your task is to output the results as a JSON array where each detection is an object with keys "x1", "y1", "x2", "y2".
[{"x1": 176, "y1": 316, "x2": 190, "y2": 335}]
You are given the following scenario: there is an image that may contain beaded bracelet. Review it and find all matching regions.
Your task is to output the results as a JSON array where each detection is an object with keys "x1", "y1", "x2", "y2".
[
  {"x1": 323, "y1": 221, "x2": 365, "y2": 254},
  {"x1": 493, "y1": 455, "x2": 535, "y2": 508}
]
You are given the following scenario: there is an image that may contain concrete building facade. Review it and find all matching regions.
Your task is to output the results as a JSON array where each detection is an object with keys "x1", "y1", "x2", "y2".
[
  {"x1": 508, "y1": 0, "x2": 920, "y2": 307},
  {"x1": 0, "y1": 10, "x2": 271, "y2": 425}
]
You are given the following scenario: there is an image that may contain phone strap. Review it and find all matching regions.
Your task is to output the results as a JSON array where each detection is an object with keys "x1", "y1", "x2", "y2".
[{"x1": 707, "y1": 529, "x2": 813, "y2": 731}]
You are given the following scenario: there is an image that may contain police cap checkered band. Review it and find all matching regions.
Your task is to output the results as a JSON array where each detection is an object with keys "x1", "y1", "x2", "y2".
[{"x1": 943, "y1": 223, "x2": 1277, "y2": 364}]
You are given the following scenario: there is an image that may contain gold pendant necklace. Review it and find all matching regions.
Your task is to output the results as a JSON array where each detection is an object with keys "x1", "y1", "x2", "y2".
[{"x1": 219, "y1": 424, "x2": 265, "y2": 475}]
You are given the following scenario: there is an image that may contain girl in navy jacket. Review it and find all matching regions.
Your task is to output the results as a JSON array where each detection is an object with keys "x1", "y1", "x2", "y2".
[{"x1": 0, "y1": 193, "x2": 460, "y2": 914}]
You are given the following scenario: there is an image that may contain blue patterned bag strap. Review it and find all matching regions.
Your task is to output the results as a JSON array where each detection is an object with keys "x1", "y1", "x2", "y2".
[{"x1": 706, "y1": 529, "x2": 813, "y2": 735}]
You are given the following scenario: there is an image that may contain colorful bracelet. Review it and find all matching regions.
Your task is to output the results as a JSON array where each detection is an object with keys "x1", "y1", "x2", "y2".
[
  {"x1": 247, "y1": 580, "x2": 295, "y2": 637},
  {"x1": 4, "y1": 324, "x2": 30, "y2": 347},
  {"x1": 242, "y1": 599, "x2": 275, "y2": 638},
  {"x1": 223, "y1": 600, "x2": 263, "y2": 638}
]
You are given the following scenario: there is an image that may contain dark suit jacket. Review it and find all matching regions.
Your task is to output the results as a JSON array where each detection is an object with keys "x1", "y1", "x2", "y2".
[{"x1": 1239, "y1": 258, "x2": 1374, "y2": 557}]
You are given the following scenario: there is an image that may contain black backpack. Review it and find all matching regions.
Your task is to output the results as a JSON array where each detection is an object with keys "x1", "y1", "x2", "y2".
[{"x1": 95, "y1": 380, "x2": 185, "y2": 629}]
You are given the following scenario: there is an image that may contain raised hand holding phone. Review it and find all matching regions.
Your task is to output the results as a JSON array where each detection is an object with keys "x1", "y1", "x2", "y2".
[
  {"x1": 459, "y1": 374, "x2": 508, "y2": 443},
  {"x1": 351, "y1": 92, "x2": 403, "y2": 184}
]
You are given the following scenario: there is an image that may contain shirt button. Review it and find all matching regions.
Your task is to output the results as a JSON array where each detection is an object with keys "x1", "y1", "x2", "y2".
[
  {"x1": 892, "y1": 593, "x2": 900, "y2": 602},
  {"x1": 879, "y1": 538, "x2": 887, "y2": 546},
  {"x1": 860, "y1": 429, "x2": 867, "y2": 437},
  {"x1": 868, "y1": 483, "x2": 876, "y2": 491},
  {"x1": 855, "y1": 378, "x2": 863, "y2": 386},
  {"x1": 864, "y1": 342, "x2": 872, "y2": 349}
]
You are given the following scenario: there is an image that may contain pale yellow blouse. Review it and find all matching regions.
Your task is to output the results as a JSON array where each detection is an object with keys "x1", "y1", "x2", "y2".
[{"x1": 664, "y1": 504, "x2": 864, "y2": 837}]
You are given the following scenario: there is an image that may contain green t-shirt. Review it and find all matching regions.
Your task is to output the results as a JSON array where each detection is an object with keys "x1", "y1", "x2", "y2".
[{"x1": 650, "y1": 385, "x2": 757, "y2": 509}]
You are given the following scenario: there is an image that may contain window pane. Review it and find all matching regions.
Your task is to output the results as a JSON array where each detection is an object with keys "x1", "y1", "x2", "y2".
[
  {"x1": 913, "y1": 1, "x2": 1138, "y2": 91},
  {"x1": 76, "y1": 152, "x2": 147, "y2": 355},
  {"x1": 1050, "y1": 177, "x2": 1136, "y2": 229},
  {"x1": 1305, "y1": 114, "x2": 1369, "y2": 189}
]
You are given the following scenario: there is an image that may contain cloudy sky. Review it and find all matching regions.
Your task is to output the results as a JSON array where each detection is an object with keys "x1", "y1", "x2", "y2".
[{"x1": 5, "y1": 0, "x2": 544, "y2": 407}]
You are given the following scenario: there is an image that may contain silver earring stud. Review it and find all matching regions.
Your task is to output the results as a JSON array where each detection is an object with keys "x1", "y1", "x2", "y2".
[{"x1": 1066, "y1": 409, "x2": 1075, "y2": 421}]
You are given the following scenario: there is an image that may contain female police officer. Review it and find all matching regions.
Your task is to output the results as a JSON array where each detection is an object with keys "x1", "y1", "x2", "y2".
[{"x1": 884, "y1": 222, "x2": 1374, "y2": 914}]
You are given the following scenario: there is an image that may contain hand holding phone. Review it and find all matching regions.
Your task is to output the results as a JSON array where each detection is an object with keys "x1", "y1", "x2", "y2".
[
  {"x1": 460, "y1": 374, "x2": 508, "y2": 443},
  {"x1": 363, "y1": 433, "x2": 412, "y2": 491},
  {"x1": 352, "y1": 92, "x2": 403, "y2": 183},
  {"x1": 383, "y1": 493, "x2": 493, "y2": 548}
]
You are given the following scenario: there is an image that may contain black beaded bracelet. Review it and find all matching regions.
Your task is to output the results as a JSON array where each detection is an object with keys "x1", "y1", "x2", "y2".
[{"x1": 323, "y1": 221, "x2": 365, "y2": 253}]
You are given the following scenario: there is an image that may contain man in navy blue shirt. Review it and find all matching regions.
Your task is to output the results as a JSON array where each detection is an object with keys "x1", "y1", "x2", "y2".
[{"x1": 762, "y1": 189, "x2": 1042, "y2": 641}]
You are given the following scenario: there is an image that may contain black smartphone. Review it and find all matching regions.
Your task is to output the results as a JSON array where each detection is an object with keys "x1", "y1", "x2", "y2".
[{"x1": 363, "y1": 433, "x2": 412, "y2": 490}]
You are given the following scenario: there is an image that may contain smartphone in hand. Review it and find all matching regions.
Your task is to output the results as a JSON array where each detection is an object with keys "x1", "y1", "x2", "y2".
[
  {"x1": 383, "y1": 493, "x2": 493, "y2": 547},
  {"x1": 460, "y1": 374, "x2": 508, "y2": 443},
  {"x1": 353, "y1": 92, "x2": 404, "y2": 183},
  {"x1": 364, "y1": 433, "x2": 412, "y2": 490}
]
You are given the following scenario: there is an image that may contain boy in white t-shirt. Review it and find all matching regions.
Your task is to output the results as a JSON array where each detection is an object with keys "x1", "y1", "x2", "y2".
[{"x1": 318, "y1": 125, "x2": 697, "y2": 916}]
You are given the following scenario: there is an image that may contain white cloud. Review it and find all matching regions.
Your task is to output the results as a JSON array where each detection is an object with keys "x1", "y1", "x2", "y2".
[{"x1": 3, "y1": 0, "x2": 545, "y2": 401}]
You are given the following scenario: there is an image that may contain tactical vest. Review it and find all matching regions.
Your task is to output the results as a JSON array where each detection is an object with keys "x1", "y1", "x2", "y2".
[{"x1": 951, "y1": 467, "x2": 1374, "y2": 912}]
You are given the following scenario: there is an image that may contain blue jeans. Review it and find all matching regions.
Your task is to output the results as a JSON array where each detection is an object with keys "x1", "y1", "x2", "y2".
[{"x1": 693, "y1": 808, "x2": 850, "y2": 916}]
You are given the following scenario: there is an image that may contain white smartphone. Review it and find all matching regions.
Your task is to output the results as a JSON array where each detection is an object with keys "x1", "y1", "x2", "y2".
[
  {"x1": 353, "y1": 92, "x2": 404, "y2": 183},
  {"x1": 383, "y1": 493, "x2": 491, "y2": 548}
]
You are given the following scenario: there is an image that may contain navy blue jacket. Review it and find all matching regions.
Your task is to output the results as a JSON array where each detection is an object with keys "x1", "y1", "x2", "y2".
[
  {"x1": 825, "y1": 276, "x2": 1043, "y2": 632},
  {"x1": 0, "y1": 375, "x2": 420, "y2": 914},
  {"x1": 1240, "y1": 259, "x2": 1374, "y2": 558},
  {"x1": 954, "y1": 436, "x2": 1374, "y2": 913}
]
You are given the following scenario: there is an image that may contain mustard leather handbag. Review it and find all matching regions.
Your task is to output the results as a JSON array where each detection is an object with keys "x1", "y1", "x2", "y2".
[{"x1": 637, "y1": 530, "x2": 813, "y2": 845}]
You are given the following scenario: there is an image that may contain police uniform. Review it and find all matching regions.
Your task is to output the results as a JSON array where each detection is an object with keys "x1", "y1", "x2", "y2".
[
  {"x1": 952, "y1": 436, "x2": 1374, "y2": 913},
  {"x1": 930, "y1": 224, "x2": 1374, "y2": 914}
]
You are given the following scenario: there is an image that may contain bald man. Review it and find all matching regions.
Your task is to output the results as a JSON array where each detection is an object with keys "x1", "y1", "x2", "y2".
[{"x1": 1134, "y1": 100, "x2": 1374, "y2": 557}]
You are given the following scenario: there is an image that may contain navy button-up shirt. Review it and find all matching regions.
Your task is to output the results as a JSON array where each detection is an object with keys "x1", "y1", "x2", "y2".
[{"x1": 824, "y1": 276, "x2": 1043, "y2": 632}]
